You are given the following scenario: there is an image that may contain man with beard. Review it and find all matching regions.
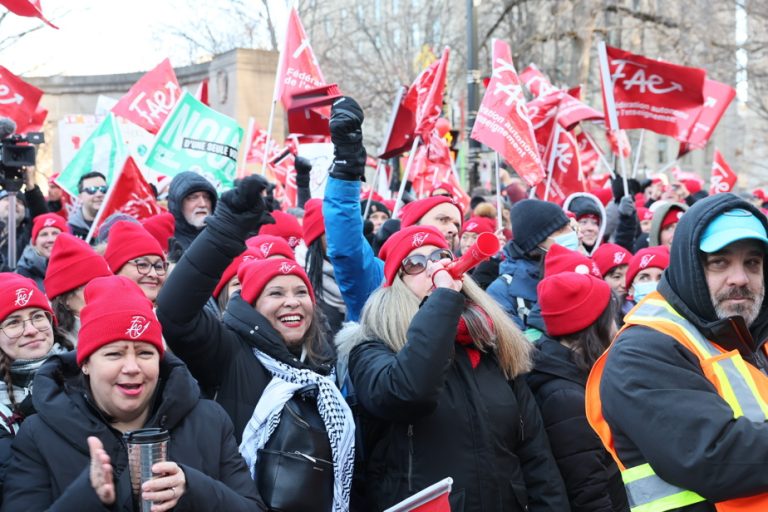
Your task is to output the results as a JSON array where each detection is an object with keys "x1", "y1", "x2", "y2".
[
  {"x1": 586, "y1": 192, "x2": 768, "y2": 511},
  {"x1": 166, "y1": 171, "x2": 217, "y2": 254}
]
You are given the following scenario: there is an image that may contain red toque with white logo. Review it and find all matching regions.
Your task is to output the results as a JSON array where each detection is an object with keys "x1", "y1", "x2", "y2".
[
  {"x1": 538, "y1": 272, "x2": 611, "y2": 336},
  {"x1": 245, "y1": 234, "x2": 296, "y2": 260},
  {"x1": 399, "y1": 196, "x2": 462, "y2": 228},
  {"x1": 45, "y1": 234, "x2": 112, "y2": 300},
  {"x1": 105, "y1": 222, "x2": 165, "y2": 273},
  {"x1": 592, "y1": 243, "x2": 632, "y2": 277},
  {"x1": 213, "y1": 248, "x2": 262, "y2": 299},
  {"x1": 625, "y1": 246, "x2": 670, "y2": 289},
  {"x1": 31, "y1": 213, "x2": 67, "y2": 243},
  {"x1": 77, "y1": 275, "x2": 164, "y2": 365},
  {"x1": 461, "y1": 216, "x2": 496, "y2": 236},
  {"x1": 378, "y1": 225, "x2": 449, "y2": 287},
  {"x1": 259, "y1": 210, "x2": 303, "y2": 249},
  {"x1": 238, "y1": 258, "x2": 315, "y2": 304},
  {"x1": 543, "y1": 244, "x2": 602, "y2": 278},
  {"x1": 0, "y1": 273, "x2": 53, "y2": 323}
]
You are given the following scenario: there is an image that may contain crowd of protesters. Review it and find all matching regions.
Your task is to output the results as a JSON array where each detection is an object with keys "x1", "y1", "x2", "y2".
[{"x1": 0, "y1": 96, "x2": 767, "y2": 511}]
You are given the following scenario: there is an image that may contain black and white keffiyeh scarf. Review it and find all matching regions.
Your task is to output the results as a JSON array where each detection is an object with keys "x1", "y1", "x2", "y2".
[{"x1": 239, "y1": 349, "x2": 355, "y2": 512}]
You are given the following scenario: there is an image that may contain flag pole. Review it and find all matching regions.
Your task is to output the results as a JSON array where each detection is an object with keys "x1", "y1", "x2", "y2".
[
  {"x1": 392, "y1": 136, "x2": 420, "y2": 219},
  {"x1": 541, "y1": 100, "x2": 563, "y2": 202},
  {"x1": 494, "y1": 152, "x2": 502, "y2": 230},
  {"x1": 631, "y1": 130, "x2": 645, "y2": 178},
  {"x1": 240, "y1": 117, "x2": 256, "y2": 179},
  {"x1": 363, "y1": 159, "x2": 384, "y2": 220},
  {"x1": 582, "y1": 128, "x2": 615, "y2": 179},
  {"x1": 597, "y1": 40, "x2": 628, "y2": 197},
  {"x1": 262, "y1": 11, "x2": 291, "y2": 176}
]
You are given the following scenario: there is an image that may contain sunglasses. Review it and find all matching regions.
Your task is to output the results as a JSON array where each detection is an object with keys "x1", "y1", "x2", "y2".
[
  {"x1": 81, "y1": 185, "x2": 108, "y2": 195},
  {"x1": 400, "y1": 248, "x2": 454, "y2": 275}
]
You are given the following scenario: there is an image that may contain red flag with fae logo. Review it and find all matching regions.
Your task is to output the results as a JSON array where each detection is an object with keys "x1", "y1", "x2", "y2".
[
  {"x1": 709, "y1": 149, "x2": 737, "y2": 195},
  {"x1": 111, "y1": 59, "x2": 181, "y2": 134},
  {"x1": 0, "y1": 65, "x2": 43, "y2": 132},
  {"x1": 519, "y1": 64, "x2": 558, "y2": 98},
  {"x1": 471, "y1": 39, "x2": 544, "y2": 187},
  {"x1": 407, "y1": 47, "x2": 450, "y2": 141},
  {"x1": 601, "y1": 45, "x2": 706, "y2": 141},
  {"x1": 535, "y1": 125, "x2": 585, "y2": 204},
  {"x1": 0, "y1": 0, "x2": 57, "y2": 28},
  {"x1": 93, "y1": 157, "x2": 164, "y2": 236},
  {"x1": 678, "y1": 79, "x2": 736, "y2": 156}
]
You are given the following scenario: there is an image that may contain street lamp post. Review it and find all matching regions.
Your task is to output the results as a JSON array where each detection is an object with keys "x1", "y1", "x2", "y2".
[{"x1": 466, "y1": 0, "x2": 481, "y2": 191}]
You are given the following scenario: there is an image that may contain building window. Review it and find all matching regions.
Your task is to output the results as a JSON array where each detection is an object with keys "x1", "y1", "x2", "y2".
[{"x1": 657, "y1": 137, "x2": 668, "y2": 164}]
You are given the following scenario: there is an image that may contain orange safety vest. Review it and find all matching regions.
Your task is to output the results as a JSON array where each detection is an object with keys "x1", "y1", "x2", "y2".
[{"x1": 586, "y1": 291, "x2": 768, "y2": 512}]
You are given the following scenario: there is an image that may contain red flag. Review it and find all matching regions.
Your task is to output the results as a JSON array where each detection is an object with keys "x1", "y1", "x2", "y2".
[
  {"x1": 411, "y1": 47, "x2": 450, "y2": 140},
  {"x1": 378, "y1": 86, "x2": 417, "y2": 159},
  {"x1": 0, "y1": 65, "x2": 43, "y2": 132},
  {"x1": 601, "y1": 45, "x2": 706, "y2": 140},
  {"x1": 519, "y1": 65, "x2": 558, "y2": 98},
  {"x1": 195, "y1": 79, "x2": 209, "y2": 106},
  {"x1": 535, "y1": 125, "x2": 585, "y2": 204},
  {"x1": 606, "y1": 129, "x2": 631, "y2": 158},
  {"x1": 556, "y1": 86, "x2": 604, "y2": 128},
  {"x1": 678, "y1": 79, "x2": 736, "y2": 156},
  {"x1": 470, "y1": 40, "x2": 544, "y2": 187},
  {"x1": 710, "y1": 149, "x2": 737, "y2": 195},
  {"x1": 0, "y1": 0, "x2": 57, "y2": 28},
  {"x1": 111, "y1": 59, "x2": 181, "y2": 134},
  {"x1": 95, "y1": 157, "x2": 164, "y2": 233},
  {"x1": 276, "y1": 8, "x2": 326, "y2": 105},
  {"x1": 24, "y1": 105, "x2": 47, "y2": 133},
  {"x1": 576, "y1": 131, "x2": 599, "y2": 175}
]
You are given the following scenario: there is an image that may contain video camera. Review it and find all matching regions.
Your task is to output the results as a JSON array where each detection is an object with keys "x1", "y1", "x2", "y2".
[{"x1": 0, "y1": 132, "x2": 44, "y2": 192}]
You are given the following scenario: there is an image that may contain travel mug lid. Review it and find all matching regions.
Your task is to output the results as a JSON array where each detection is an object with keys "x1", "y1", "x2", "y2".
[{"x1": 125, "y1": 428, "x2": 169, "y2": 444}]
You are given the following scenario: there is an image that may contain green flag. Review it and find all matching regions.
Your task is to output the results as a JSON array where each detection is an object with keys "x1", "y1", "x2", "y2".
[
  {"x1": 56, "y1": 113, "x2": 127, "y2": 197},
  {"x1": 144, "y1": 92, "x2": 243, "y2": 191}
]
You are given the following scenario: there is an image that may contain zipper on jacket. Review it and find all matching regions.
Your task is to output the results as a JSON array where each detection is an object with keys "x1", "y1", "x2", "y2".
[{"x1": 407, "y1": 424, "x2": 414, "y2": 492}]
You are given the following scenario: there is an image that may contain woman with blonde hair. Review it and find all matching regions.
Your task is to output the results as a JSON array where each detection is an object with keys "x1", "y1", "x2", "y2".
[{"x1": 340, "y1": 225, "x2": 568, "y2": 511}]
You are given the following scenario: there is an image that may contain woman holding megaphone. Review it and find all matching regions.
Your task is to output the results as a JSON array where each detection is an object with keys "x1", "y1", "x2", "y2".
[{"x1": 337, "y1": 225, "x2": 569, "y2": 511}]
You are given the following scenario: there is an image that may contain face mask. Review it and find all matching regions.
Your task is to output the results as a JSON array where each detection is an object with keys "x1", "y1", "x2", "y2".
[
  {"x1": 551, "y1": 231, "x2": 580, "y2": 251},
  {"x1": 632, "y1": 280, "x2": 658, "y2": 302}
]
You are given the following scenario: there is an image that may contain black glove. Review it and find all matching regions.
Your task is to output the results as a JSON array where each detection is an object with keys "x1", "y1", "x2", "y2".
[
  {"x1": 206, "y1": 175, "x2": 275, "y2": 240},
  {"x1": 329, "y1": 97, "x2": 367, "y2": 180},
  {"x1": 294, "y1": 156, "x2": 312, "y2": 188},
  {"x1": 618, "y1": 195, "x2": 636, "y2": 217},
  {"x1": 610, "y1": 176, "x2": 641, "y2": 203}
]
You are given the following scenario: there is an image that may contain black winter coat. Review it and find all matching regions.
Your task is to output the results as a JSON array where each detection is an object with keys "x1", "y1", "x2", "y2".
[
  {"x1": 528, "y1": 337, "x2": 628, "y2": 512},
  {"x1": 349, "y1": 288, "x2": 569, "y2": 512},
  {"x1": 156, "y1": 208, "x2": 335, "y2": 442},
  {"x1": 600, "y1": 193, "x2": 768, "y2": 511},
  {"x1": 166, "y1": 171, "x2": 218, "y2": 252},
  {"x1": 1, "y1": 352, "x2": 263, "y2": 511}
]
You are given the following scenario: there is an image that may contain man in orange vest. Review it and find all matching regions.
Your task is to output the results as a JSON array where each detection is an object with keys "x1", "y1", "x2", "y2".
[{"x1": 586, "y1": 192, "x2": 768, "y2": 512}]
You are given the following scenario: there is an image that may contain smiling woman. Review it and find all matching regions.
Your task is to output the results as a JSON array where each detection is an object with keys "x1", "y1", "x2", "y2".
[
  {"x1": 1, "y1": 275, "x2": 263, "y2": 511},
  {"x1": 104, "y1": 221, "x2": 168, "y2": 303}
]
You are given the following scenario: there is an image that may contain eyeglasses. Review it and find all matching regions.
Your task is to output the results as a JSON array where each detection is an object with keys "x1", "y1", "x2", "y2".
[
  {"x1": 81, "y1": 185, "x2": 108, "y2": 195},
  {"x1": 400, "y1": 248, "x2": 454, "y2": 275},
  {"x1": 129, "y1": 259, "x2": 168, "y2": 276},
  {"x1": 0, "y1": 311, "x2": 52, "y2": 340}
]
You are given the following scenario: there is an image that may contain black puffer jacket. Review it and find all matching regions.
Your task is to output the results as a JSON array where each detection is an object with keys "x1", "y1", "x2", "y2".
[
  {"x1": 600, "y1": 193, "x2": 768, "y2": 511},
  {"x1": 1, "y1": 352, "x2": 263, "y2": 511},
  {"x1": 528, "y1": 337, "x2": 628, "y2": 512},
  {"x1": 156, "y1": 208, "x2": 335, "y2": 442},
  {"x1": 347, "y1": 288, "x2": 569, "y2": 511},
  {"x1": 166, "y1": 171, "x2": 218, "y2": 252}
]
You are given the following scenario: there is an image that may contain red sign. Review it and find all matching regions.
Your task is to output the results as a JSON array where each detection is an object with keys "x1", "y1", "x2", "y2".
[
  {"x1": 0, "y1": 65, "x2": 43, "y2": 132},
  {"x1": 602, "y1": 45, "x2": 706, "y2": 140},
  {"x1": 111, "y1": 59, "x2": 181, "y2": 134},
  {"x1": 710, "y1": 149, "x2": 737, "y2": 194},
  {"x1": 471, "y1": 40, "x2": 544, "y2": 187}
]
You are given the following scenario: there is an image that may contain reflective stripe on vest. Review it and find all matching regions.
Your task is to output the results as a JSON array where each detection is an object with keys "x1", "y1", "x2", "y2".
[{"x1": 623, "y1": 463, "x2": 705, "y2": 512}]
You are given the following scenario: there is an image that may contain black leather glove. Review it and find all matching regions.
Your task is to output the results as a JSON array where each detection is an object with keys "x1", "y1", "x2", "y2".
[
  {"x1": 611, "y1": 176, "x2": 641, "y2": 203},
  {"x1": 206, "y1": 175, "x2": 275, "y2": 240},
  {"x1": 618, "y1": 195, "x2": 635, "y2": 217},
  {"x1": 329, "y1": 97, "x2": 367, "y2": 180},
  {"x1": 294, "y1": 156, "x2": 312, "y2": 188}
]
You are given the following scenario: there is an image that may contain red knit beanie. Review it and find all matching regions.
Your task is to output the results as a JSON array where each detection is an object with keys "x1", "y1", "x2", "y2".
[
  {"x1": 104, "y1": 221, "x2": 165, "y2": 273},
  {"x1": 44, "y1": 234, "x2": 112, "y2": 300},
  {"x1": 660, "y1": 206, "x2": 685, "y2": 230},
  {"x1": 538, "y1": 272, "x2": 611, "y2": 336},
  {"x1": 680, "y1": 178, "x2": 702, "y2": 195},
  {"x1": 238, "y1": 258, "x2": 315, "y2": 304},
  {"x1": 213, "y1": 249, "x2": 261, "y2": 299},
  {"x1": 378, "y1": 225, "x2": 449, "y2": 287},
  {"x1": 245, "y1": 235, "x2": 296, "y2": 260},
  {"x1": 0, "y1": 273, "x2": 53, "y2": 323},
  {"x1": 77, "y1": 275, "x2": 164, "y2": 365},
  {"x1": 31, "y1": 213, "x2": 67, "y2": 243},
  {"x1": 302, "y1": 198, "x2": 325, "y2": 247},
  {"x1": 399, "y1": 196, "x2": 462, "y2": 228},
  {"x1": 461, "y1": 216, "x2": 496, "y2": 236},
  {"x1": 543, "y1": 244, "x2": 602, "y2": 278},
  {"x1": 591, "y1": 243, "x2": 632, "y2": 277},
  {"x1": 625, "y1": 246, "x2": 670, "y2": 288},
  {"x1": 141, "y1": 212, "x2": 175, "y2": 253},
  {"x1": 259, "y1": 210, "x2": 303, "y2": 249},
  {"x1": 636, "y1": 207, "x2": 653, "y2": 222}
]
